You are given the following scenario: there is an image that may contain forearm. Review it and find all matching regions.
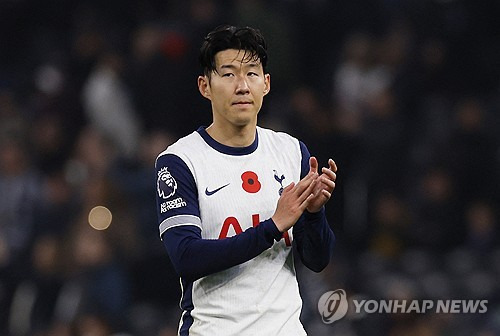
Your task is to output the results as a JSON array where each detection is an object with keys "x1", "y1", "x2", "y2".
[
  {"x1": 163, "y1": 219, "x2": 282, "y2": 281},
  {"x1": 293, "y1": 207, "x2": 335, "y2": 272}
]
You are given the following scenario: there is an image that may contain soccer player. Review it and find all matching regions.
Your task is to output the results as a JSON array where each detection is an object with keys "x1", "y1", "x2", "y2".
[{"x1": 155, "y1": 25, "x2": 337, "y2": 335}]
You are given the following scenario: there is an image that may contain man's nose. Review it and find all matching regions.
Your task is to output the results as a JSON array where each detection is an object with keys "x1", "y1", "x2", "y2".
[{"x1": 235, "y1": 76, "x2": 250, "y2": 94}]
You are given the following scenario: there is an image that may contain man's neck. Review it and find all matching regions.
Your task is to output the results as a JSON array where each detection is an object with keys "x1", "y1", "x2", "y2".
[{"x1": 205, "y1": 123, "x2": 256, "y2": 147}]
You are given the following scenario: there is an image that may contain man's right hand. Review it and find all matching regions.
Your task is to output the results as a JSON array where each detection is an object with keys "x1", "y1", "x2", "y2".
[{"x1": 271, "y1": 171, "x2": 318, "y2": 232}]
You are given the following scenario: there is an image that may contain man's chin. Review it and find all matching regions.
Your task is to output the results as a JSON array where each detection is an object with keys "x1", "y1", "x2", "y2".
[{"x1": 231, "y1": 114, "x2": 256, "y2": 127}]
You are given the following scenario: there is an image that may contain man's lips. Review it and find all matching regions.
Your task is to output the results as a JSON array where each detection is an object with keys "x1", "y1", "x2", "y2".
[{"x1": 232, "y1": 101, "x2": 252, "y2": 105}]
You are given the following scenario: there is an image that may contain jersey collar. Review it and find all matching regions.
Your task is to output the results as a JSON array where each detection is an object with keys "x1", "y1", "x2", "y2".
[{"x1": 196, "y1": 126, "x2": 258, "y2": 155}]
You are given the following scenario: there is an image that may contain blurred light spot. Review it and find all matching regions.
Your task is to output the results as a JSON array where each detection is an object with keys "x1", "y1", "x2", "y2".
[{"x1": 88, "y1": 206, "x2": 112, "y2": 230}]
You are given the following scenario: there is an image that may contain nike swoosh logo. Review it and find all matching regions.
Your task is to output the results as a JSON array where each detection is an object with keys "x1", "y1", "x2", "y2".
[{"x1": 205, "y1": 183, "x2": 230, "y2": 196}]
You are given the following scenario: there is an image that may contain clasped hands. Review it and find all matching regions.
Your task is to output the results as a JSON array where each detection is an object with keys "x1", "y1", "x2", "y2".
[{"x1": 272, "y1": 157, "x2": 337, "y2": 233}]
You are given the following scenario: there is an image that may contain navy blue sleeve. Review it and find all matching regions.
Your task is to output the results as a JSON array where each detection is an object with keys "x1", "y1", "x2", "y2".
[
  {"x1": 162, "y1": 219, "x2": 283, "y2": 282},
  {"x1": 156, "y1": 154, "x2": 200, "y2": 236},
  {"x1": 293, "y1": 141, "x2": 336, "y2": 272},
  {"x1": 299, "y1": 141, "x2": 310, "y2": 179}
]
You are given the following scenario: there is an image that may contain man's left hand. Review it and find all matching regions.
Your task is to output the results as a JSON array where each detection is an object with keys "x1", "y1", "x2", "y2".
[{"x1": 306, "y1": 157, "x2": 337, "y2": 213}]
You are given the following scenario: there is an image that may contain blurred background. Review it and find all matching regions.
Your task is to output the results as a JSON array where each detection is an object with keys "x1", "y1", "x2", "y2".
[{"x1": 1, "y1": 0, "x2": 499, "y2": 335}]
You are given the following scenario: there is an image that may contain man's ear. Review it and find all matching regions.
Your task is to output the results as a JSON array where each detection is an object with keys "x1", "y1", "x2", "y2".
[
  {"x1": 263, "y1": 73, "x2": 271, "y2": 96},
  {"x1": 198, "y1": 75, "x2": 211, "y2": 100}
]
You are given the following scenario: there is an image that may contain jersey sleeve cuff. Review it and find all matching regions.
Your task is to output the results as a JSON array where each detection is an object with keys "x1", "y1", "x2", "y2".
[
  {"x1": 304, "y1": 206, "x2": 325, "y2": 220},
  {"x1": 265, "y1": 218, "x2": 284, "y2": 242}
]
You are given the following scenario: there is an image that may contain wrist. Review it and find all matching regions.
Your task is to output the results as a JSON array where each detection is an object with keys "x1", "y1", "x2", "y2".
[
  {"x1": 306, "y1": 206, "x2": 321, "y2": 214},
  {"x1": 268, "y1": 218, "x2": 286, "y2": 241},
  {"x1": 305, "y1": 206, "x2": 325, "y2": 217},
  {"x1": 271, "y1": 215, "x2": 285, "y2": 233}
]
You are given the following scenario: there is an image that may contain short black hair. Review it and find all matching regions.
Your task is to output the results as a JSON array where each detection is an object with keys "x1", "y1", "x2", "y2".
[{"x1": 199, "y1": 25, "x2": 268, "y2": 77}]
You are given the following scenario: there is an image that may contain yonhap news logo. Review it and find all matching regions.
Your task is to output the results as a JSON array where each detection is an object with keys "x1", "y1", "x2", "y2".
[
  {"x1": 318, "y1": 289, "x2": 348, "y2": 323},
  {"x1": 318, "y1": 289, "x2": 488, "y2": 324}
]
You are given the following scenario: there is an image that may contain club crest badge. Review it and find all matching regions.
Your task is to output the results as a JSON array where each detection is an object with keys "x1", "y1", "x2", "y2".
[
  {"x1": 157, "y1": 167, "x2": 177, "y2": 199},
  {"x1": 273, "y1": 170, "x2": 285, "y2": 195}
]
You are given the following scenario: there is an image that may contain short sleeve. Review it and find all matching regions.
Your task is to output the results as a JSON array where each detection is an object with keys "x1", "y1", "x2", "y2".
[{"x1": 155, "y1": 153, "x2": 201, "y2": 237}]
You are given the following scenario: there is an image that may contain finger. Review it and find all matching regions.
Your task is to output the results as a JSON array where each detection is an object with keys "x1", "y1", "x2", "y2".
[
  {"x1": 328, "y1": 159, "x2": 338, "y2": 173},
  {"x1": 321, "y1": 189, "x2": 332, "y2": 199},
  {"x1": 299, "y1": 192, "x2": 315, "y2": 211},
  {"x1": 309, "y1": 156, "x2": 318, "y2": 175},
  {"x1": 297, "y1": 178, "x2": 317, "y2": 203},
  {"x1": 321, "y1": 167, "x2": 336, "y2": 181},
  {"x1": 282, "y1": 182, "x2": 295, "y2": 194},
  {"x1": 319, "y1": 177, "x2": 335, "y2": 191},
  {"x1": 294, "y1": 172, "x2": 317, "y2": 194}
]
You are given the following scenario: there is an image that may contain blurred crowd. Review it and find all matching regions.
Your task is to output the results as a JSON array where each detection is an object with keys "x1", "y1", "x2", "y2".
[{"x1": 1, "y1": 0, "x2": 499, "y2": 335}]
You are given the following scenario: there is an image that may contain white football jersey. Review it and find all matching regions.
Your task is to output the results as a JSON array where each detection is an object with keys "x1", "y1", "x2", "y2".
[{"x1": 156, "y1": 126, "x2": 308, "y2": 335}]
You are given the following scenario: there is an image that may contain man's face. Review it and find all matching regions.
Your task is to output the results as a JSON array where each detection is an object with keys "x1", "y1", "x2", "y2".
[{"x1": 198, "y1": 49, "x2": 270, "y2": 129}]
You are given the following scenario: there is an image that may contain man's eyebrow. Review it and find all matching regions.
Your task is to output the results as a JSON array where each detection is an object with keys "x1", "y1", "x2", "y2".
[
  {"x1": 219, "y1": 62, "x2": 260, "y2": 70},
  {"x1": 219, "y1": 64, "x2": 238, "y2": 70}
]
